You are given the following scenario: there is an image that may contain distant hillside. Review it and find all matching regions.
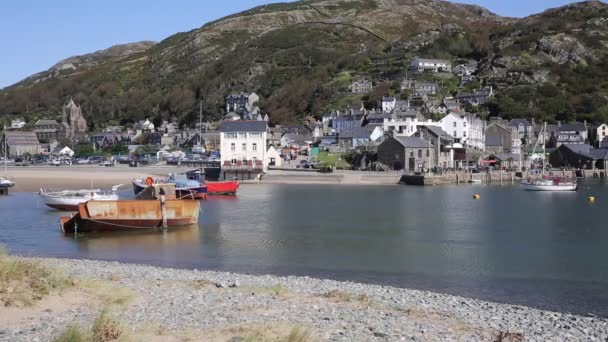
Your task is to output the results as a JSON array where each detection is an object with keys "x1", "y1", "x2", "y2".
[{"x1": 1, "y1": 0, "x2": 607, "y2": 128}]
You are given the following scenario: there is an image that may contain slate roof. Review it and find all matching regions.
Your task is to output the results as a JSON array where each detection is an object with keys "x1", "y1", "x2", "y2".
[
  {"x1": 339, "y1": 126, "x2": 376, "y2": 139},
  {"x1": 34, "y1": 119, "x2": 60, "y2": 126},
  {"x1": 219, "y1": 121, "x2": 267, "y2": 133},
  {"x1": 558, "y1": 124, "x2": 587, "y2": 132},
  {"x1": 282, "y1": 133, "x2": 312, "y2": 143},
  {"x1": 3, "y1": 131, "x2": 41, "y2": 146},
  {"x1": 508, "y1": 119, "x2": 532, "y2": 127},
  {"x1": 560, "y1": 144, "x2": 608, "y2": 160},
  {"x1": 394, "y1": 136, "x2": 431, "y2": 148},
  {"x1": 421, "y1": 125, "x2": 454, "y2": 140}
]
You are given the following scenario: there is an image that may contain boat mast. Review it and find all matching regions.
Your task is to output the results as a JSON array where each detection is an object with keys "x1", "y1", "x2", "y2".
[
  {"x1": 199, "y1": 100, "x2": 202, "y2": 147},
  {"x1": 542, "y1": 122, "x2": 547, "y2": 178},
  {"x1": 3, "y1": 125, "x2": 6, "y2": 175}
]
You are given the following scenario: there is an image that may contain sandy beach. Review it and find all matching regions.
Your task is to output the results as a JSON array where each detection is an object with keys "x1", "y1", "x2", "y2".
[{"x1": 2, "y1": 165, "x2": 180, "y2": 192}]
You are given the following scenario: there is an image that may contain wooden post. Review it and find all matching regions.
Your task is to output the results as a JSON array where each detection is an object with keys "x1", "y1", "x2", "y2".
[{"x1": 160, "y1": 195, "x2": 168, "y2": 230}]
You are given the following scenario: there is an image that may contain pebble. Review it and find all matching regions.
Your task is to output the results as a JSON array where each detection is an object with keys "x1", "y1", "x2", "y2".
[{"x1": 2, "y1": 257, "x2": 607, "y2": 342}]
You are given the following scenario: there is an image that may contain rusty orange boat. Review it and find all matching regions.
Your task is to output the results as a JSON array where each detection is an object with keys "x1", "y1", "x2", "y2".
[{"x1": 60, "y1": 184, "x2": 200, "y2": 233}]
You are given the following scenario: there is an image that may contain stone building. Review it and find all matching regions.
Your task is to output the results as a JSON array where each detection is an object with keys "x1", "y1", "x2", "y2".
[
  {"x1": 0, "y1": 131, "x2": 43, "y2": 157},
  {"x1": 377, "y1": 136, "x2": 434, "y2": 172},
  {"x1": 34, "y1": 119, "x2": 66, "y2": 142},
  {"x1": 62, "y1": 99, "x2": 88, "y2": 138}
]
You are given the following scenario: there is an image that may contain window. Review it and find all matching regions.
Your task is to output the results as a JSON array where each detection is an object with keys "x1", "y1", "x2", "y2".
[
  {"x1": 225, "y1": 133, "x2": 237, "y2": 139},
  {"x1": 230, "y1": 143, "x2": 235, "y2": 152},
  {"x1": 454, "y1": 131, "x2": 457, "y2": 137},
  {"x1": 453, "y1": 122, "x2": 457, "y2": 127},
  {"x1": 426, "y1": 150, "x2": 430, "y2": 157},
  {"x1": 463, "y1": 131, "x2": 467, "y2": 137},
  {"x1": 249, "y1": 132, "x2": 262, "y2": 139},
  {"x1": 242, "y1": 143, "x2": 246, "y2": 151},
  {"x1": 418, "y1": 149, "x2": 422, "y2": 158},
  {"x1": 410, "y1": 151, "x2": 414, "y2": 158},
  {"x1": 238, "y1": 133, "x2": 246, "y2": 139},
  {"x1": 252, "y1": 143, "x2": 257, "y2": 152}
]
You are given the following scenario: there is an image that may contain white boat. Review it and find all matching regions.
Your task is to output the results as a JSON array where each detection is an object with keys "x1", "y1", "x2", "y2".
[
  {"x1": 520, "y1": 123, "x2": 578, "y2": 192},
  {"x1": 39, "y1": 185, "x2": 122, "y2": 211},
  {"x1": 0, "y1": 176, "x2": 15, "y2": 188},
  {"x1": 521, "y1": 178, "x2": 577, "y2": 191}
]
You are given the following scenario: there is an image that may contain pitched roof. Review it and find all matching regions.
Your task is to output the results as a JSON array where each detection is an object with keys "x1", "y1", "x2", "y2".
[
  {"x1": 421, "y1": 125, "x2": 454, "y2": 140},
  {"x1": 219, "y1": 121, "x2": 267, "y2": 133},
  {"x1": 394, "y1": 136, "x2": 430, "y2": 148},
  {"x1": 3, "y1": 131, "x2": 40, "y2": 146},
  {"x1": 282, "y1": 133, "x2": 312, "y2": 143},
  {"x1": 339, "y1": 126, "x2": 376, "y2": 139},
  {"x1": 508, "y1": 119, "x2": 531, "y2": 127},
  {"x1": 35, "y1": 119, "x2": 60, "y2": 126},
  {"x1": 558, "y1": 124, "x2": 586, "y2": 132}
]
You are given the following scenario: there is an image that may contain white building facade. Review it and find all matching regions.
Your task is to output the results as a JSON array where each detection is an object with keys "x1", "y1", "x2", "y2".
[
  {"x1": 384, "y1": 116, "x2": 440, "y2": 137},
  {"x1": 440, "y1": 113, "x2": 486, "y2": 151},
  {"x1": 410, "y1": 58, "x2": 452, "y2": 73},
  {"x1": 219, "y1": 121, "x2": 268, "y2": 171}
]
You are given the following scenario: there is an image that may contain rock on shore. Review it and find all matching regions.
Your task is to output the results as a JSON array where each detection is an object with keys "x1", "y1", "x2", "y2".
[{"x1": 3, "y1": 258, "x2": 607, "y2": 341}]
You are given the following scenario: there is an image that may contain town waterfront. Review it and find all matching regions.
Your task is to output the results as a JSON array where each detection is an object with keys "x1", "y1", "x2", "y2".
[{"x1": 1, "y1": 182, "x2": 608, "y2": 317}]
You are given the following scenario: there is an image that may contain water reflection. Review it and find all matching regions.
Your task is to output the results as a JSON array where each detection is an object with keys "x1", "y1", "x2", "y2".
[{"x1": 1, "y1": 182, "x2": 608, "y2": 316}]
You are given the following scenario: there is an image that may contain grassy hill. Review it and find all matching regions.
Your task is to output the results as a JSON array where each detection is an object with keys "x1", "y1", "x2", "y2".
[{"x1": 1, "y1": 0, "x2": 607, "y2": 128}]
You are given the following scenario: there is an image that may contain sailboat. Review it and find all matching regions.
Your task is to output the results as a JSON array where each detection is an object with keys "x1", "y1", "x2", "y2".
[
  {"x1": 1, "y1": 128, "x2": 15, "y2": 189},
  {"x1": 520, "y1": 123, "x2": 577, "y2": 191},
  {"x1": 39, "y1": 185, "x2": 122, "y2": 211}
]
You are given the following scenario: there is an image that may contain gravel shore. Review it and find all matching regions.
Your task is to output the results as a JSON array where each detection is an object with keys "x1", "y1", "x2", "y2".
[{"x1": 2, "y1": 258, "x2": 607, "y2": 341}]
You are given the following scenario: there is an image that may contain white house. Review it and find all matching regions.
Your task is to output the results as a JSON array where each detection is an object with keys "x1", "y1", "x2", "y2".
[
  {"x1": 219, "y1": 121, "x2": 268, "y2": 171},
  {"x1": 57, "y1": 146, "x2": 74, "y2": 157},
  {"x1": 10, "y1": 118, "x2": 26, "y2": 129},
  {"x1": 266, "y1": 145, "x2": 283, "y2": 167},
  {"x1": 383, "y1": 115, "x2": 440, "y2": 137},
  {"x1": 440, "y1": 113, "x2": 467, "y2": 142},
  {"x1": 596, "y1": 123, "x2": 608, "y2": 146},
  {"x1": 382, "y1": 97, "x2": 396, "y2": 113},
  {"x1": 410, "y1": 58, "x2": 452, "y2": 73},
  {"x1": 440, "y1": 113, "x2": 486, "y2": 151}
]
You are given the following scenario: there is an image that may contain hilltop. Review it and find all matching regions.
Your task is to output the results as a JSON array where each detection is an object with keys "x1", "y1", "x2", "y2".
[{"x1": 1, "y1": 0, "x2": 607, "y2": 127}]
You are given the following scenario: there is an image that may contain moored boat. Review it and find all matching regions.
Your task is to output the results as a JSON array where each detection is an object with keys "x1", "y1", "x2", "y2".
[
  {"x1": 520, "y1": 122, "x2": 578, "y2": 192},
  {"x1": 206, "y1": 180, "x2": 239, "y2": 195},
  {"x1": 132, "y1": 175, "x2": 208, "y2": 199},
  {"x1": 60, "y1": 184, "x2": 200, "y2": 233},
  {"x1": 521, "y1": 178, "x2": 578, "y2": 191},
  {"x1": 0, "y1": 176, "x2": 15, "y2": 188},
  {"x1": 40, "y1": 185, "x2": 121, "y2": 211},
  {"x1": 182, "y1": 169, "x2": 239, "y2": 195}
]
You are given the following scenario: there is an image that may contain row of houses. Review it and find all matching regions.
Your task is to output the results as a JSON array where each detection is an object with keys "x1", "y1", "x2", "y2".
[{"x1": 350, "y1": 57, "x2": 479, "y2": 95}]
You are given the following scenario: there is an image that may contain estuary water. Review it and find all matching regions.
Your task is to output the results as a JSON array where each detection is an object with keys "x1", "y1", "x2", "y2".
[{"x1": 1, "y1": 182, "x2": 607, "y2": 316}]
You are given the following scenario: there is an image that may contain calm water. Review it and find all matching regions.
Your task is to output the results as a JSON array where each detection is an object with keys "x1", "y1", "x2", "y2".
[{"x1": 1, "y1": 183, "x2": 608, "y2": 316}]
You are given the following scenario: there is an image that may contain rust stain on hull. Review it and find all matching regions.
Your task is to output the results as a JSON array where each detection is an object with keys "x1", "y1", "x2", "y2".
[{"x1": 61, "y1": 199, "x2": 200, "y2": 233}]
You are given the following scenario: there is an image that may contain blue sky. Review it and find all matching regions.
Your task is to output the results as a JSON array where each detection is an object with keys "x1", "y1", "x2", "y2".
[{"x1": 0, "y1": 1, "x2": 602, "y2": 88}]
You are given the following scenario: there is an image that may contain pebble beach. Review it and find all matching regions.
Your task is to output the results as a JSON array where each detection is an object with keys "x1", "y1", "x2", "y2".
[{"x1": 2, "y1": 257, "x2": 607, "y2": 341}]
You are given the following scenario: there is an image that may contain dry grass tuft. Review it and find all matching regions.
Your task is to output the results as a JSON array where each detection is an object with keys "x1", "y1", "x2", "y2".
[
  {"x1": 92, "y1": 310, "x2": 125, "y2": 342},
  {"x1": 320, "y1": 290, "x2": 372, "y2": 304},
  {"x1": 52, "y1": 325, "x2": 90, "y2": 342},
  {"x1": 269, "y1": 283, "x2": 289, "y2": 297},
  {"x1": 107, "y1": 273, "x2": 121, "y2": 282},
  {"x1": 239, "y1": 326, "x2": 311, "y2": 342},
  {"x1": 190, "y1": 279, "x2": 214, "y2": 289},
  {"x1": 0, "y1": 247, "x2": 73, "y2": 307},
  {"x1": 52, "y1": 311, "x2": 129, "y2": 342},
  {"x1": 77, "y1": 279, "x2": 136, "y2": 307}
]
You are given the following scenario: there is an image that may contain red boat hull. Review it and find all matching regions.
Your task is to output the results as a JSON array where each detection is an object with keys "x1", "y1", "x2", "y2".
[
  {"x1": 46, "y1": 203, "x2": 80, "y2": 211},
  {"x1": 206, "y1": 181, "x2": 239, "y2": 195}
]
